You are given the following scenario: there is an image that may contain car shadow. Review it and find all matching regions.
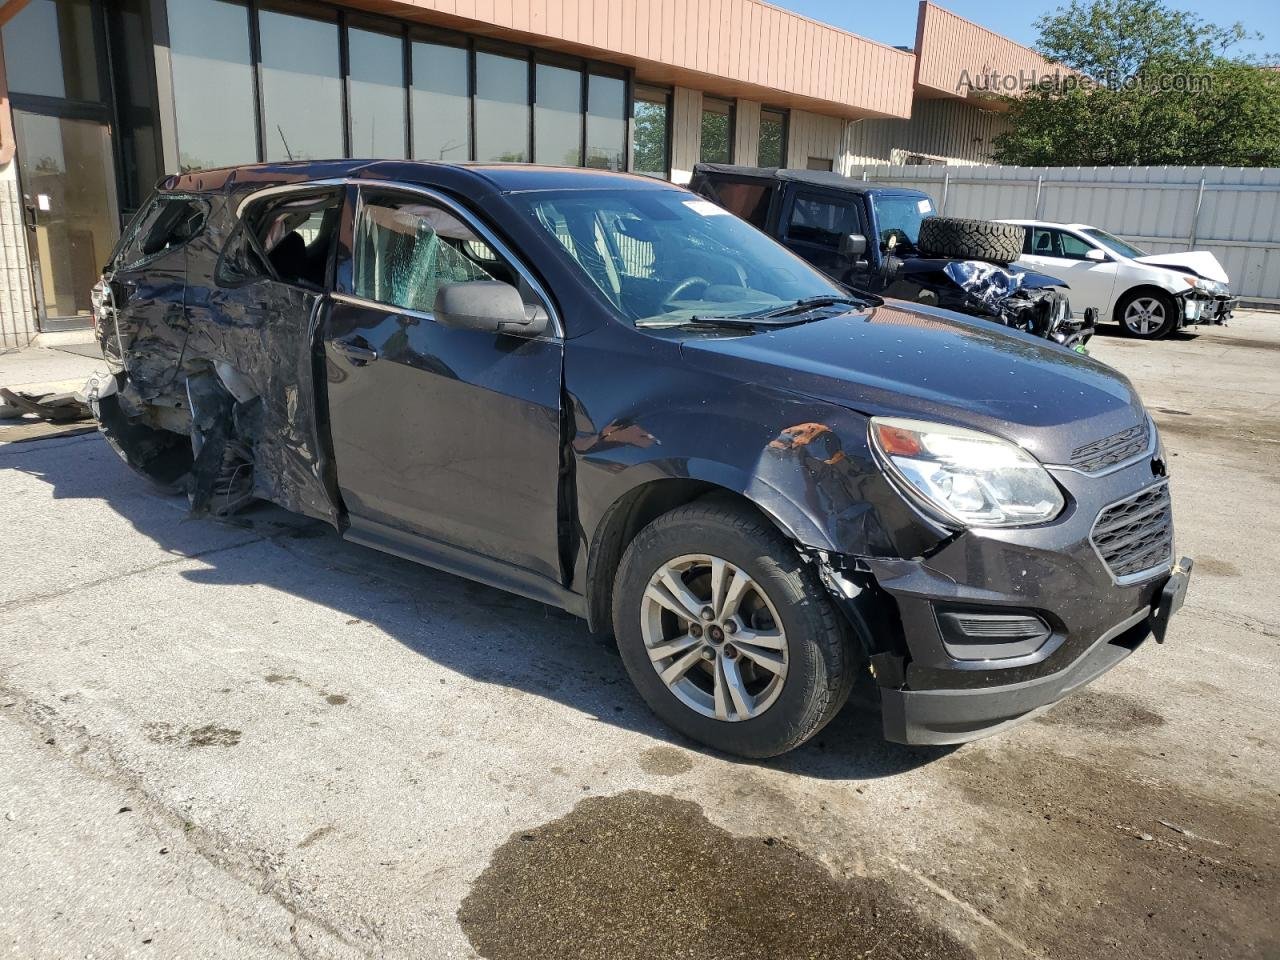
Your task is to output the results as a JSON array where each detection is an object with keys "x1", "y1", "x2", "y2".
[
  {"x1": 7, "y1": 431, "x2": 952, "y2": 781},
  {"x1": 1090, "y1": 324, "x2": 1200, "y2": 342}
]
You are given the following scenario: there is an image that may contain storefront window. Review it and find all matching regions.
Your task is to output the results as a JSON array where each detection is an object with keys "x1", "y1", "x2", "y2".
[
  {"x1": 258, "y1": 3, "x2": 343, "y2": 161},
  {"x1": 700, "y1": 97, "x2": 734, "y2": 164},
  {"x1": 474, "y1": 50, "x2": 529, "y2": 162},
  {"x1": 631, "y1": 85, "x2": 669, "y2": 178},
  {"x1": 2, "y1": 0, "x2": 100, "y2": 101},
  {"x1": 758, "y1": 108, "x2": 787, "y2": 168},
  {"x1": 534, "y1": 63, "x2": 582, "y2": 166},
  {"x1": 411, "y1": 40, "x2": 470, "y2": 162},
  {"x1": 585, "y1": 74, "x2": 625, "y2": 171},
  {"x1": 348, "y1": 24, "x2": 406, "y2": 159},
  {"x1": 168, "y1": 0, "x2": 257, "y2": 171}
]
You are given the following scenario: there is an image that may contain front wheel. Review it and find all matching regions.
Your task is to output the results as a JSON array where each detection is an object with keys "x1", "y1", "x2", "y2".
[
  {"x1": 1117, "y1": 289, "x2": 1178, "y2": 339},
  {"x1": 612, "y1": 500, "x2": 856, "y2": 758}
]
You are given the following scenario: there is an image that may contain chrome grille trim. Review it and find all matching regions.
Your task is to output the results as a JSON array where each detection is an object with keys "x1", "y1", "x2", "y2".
[
  {"x1": 1090, "y1": 481, "x2": 1174, "y2": 585},
  {"x1": 1070, "y1": 422, "x2": 1150, "y2": 473}
]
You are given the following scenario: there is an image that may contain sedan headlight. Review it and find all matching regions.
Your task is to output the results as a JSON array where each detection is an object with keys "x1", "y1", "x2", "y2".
[{"x1": 870, "y1": 417, "x2": 1065, "y2": 527}]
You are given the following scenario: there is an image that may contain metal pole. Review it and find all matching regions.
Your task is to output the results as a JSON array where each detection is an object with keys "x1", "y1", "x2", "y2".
[
  {"x1": 940, "y1": 170, "x2": 951, "y2": 215},
  {"x1": 1189, "y1": 177, "x2": 1206, "y2": 247},
  {"x1": 1034, "y1": 175, "x2": 1044, "y2": 218}
]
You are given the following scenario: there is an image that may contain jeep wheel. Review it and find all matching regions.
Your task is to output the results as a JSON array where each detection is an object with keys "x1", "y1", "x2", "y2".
[
  {"x1": 917, "y1": 216, "x2": 1025, "y2": 265},
  {"x1": 612, "y1": 500, "x2": 855, "y2": 758},
  {"x1": 1116, "y1": 289, "x2": 1178, "y2": 339}
]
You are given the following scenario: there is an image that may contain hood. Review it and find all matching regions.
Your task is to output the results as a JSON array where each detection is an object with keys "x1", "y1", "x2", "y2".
[
  {"x1": 679, "y1": 301, "x2": 1147, "y2": 466},
  {"x1": 1133, "y1": 251, "x2": 1229, "y2": 284}
]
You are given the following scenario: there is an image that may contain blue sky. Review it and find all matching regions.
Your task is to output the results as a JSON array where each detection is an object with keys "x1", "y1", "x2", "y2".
[{"x1": 773, "y1": 1, "x2": 1276, "y2": 60}]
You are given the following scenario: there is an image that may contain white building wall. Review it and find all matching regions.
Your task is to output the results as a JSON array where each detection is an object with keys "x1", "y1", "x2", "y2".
[
  {"x1": 733, "y1": 100, "x2": 761, "y2": 168},
  {"x1": 0, "y1": 158, "x2": 35, "y2": 347},
  {"x1": 669, "y1": 87, "x2": 703, "y2": 184}
]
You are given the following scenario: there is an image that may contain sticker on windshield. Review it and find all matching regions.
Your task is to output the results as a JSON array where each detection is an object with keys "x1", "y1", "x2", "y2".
[
  {"x1": 917, "y1": 199, "x2": 932, "y2": 214},
  {"x1": 683, "y1": 199, "x2": 730, "y2": 216}
]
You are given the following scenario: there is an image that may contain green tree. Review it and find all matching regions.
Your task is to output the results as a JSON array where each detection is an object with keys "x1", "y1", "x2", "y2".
[{"x1": 993, "y1": 0, "x2": 1280, "y2": 166}]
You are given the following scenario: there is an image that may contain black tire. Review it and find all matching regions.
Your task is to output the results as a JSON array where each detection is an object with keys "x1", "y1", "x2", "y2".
[
  {"x1": 917, "y1": 216, "x2": 1025, "y2": 265},
  {"x1": 1115, "y1": 288, "x2": 1179, "y2": 339},
  {"x1": 612, "y1": 499, "x2": 856, "y2": 758}
]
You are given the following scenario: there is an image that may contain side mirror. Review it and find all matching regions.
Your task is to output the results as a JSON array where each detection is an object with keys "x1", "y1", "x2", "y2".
[
  {"x1": 840, "y1": 233, "x2": 868, "y2": 258},
  {"x1": 433, "y1": 281, "x2": 548, "y2": 337},
  {"x1": 1085, "y1": 248, "x2": 1108, "y2": 262}
]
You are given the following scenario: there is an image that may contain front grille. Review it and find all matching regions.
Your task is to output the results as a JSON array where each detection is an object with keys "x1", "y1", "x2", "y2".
[
  {"x1": 1070, "y1": 422, "x2": 1149, "y2": 473},
  {"x1": 1091, "y1": 483, "x2": 1173, "y2": 581}
]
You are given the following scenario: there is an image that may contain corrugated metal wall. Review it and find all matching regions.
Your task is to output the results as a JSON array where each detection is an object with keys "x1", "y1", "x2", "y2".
[
  {"x1": 846, "y1": 163, "x2": 1280, "y2": 301},
  {"x1": 844, "y1": 99, "x2": 1011, "y2": 168},
  {"x1": 787, "y1": 110, "x2": 843, "y2": 170}
]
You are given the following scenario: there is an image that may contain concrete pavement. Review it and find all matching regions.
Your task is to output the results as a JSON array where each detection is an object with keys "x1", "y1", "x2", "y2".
[{"x1": 2, "y1": 314, "x2": 1277, "y2": 959}]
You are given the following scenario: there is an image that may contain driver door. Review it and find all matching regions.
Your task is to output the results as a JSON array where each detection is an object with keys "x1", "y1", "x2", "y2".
[
  {"x1": 1020, "y1": 227, "x2": 1117, "y2": 318},
  {"x1": 323, "y1": 184, "x2": 565, "y2": 586},
  {"x1": 778, "y1": 189, "x2": 863, "y2": 284}
]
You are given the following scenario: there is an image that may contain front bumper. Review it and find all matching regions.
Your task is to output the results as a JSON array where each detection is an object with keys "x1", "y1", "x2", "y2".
[
  {"x1": 1180, "y1": 291, "x2": 1235, "y2": 326},
  {"x1": 880, "y1": 561, "x2": 1189, "y2": 744},
  {"x1": 848, "y1": 454, "x2": 1188, "y2": 745}
]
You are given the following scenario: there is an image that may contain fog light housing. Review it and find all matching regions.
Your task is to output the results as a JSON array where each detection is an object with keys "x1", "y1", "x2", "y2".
[{"x1": 936, "y1": 608, "x2": 1053, "y2": 661}]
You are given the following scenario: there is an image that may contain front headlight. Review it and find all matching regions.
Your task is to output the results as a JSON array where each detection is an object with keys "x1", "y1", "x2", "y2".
[{"x1": 870, "y1": 417, "x2": 1065, "y2": 528}]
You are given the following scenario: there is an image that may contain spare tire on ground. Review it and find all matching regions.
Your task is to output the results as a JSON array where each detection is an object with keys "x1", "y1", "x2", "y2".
[{"x1": 916, "y1": 216, "x2": 1025, "y2": 265}]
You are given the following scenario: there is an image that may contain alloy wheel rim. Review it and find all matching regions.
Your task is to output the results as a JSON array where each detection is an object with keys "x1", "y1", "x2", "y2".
[
  {"x1": 1124, "y1": 297, "x2": 1165, "y2": 335},
  {"x1": 640, "y1": 554, "x2": 789, "y2": 722}
]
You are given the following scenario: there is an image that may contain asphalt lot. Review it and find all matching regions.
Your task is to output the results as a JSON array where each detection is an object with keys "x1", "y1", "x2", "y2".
[{"x1": 2, "y1": 313, "x2": 1278, "y2": 959}]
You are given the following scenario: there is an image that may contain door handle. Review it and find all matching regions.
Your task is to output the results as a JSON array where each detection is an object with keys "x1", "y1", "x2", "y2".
[{"x1": 332, "y1": 336, "x2": 378, "y2": 364}]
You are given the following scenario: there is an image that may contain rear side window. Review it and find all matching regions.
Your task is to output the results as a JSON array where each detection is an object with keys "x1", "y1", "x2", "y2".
[
  {"x1": 115, "y1": 196, "x2": 207, "y2": 269},
  {"x1": 785, "y1": 194, "x2": 852, "y2": 249},
  {"x1": 218, "y1": 189, "x2": 342, "y2": 290},
  {"x1": 706, "y1": 180, "x2": 772, "y2": 228},
  {"x1": 352, "y1": 193, "x2": 519, "y2": 314}
]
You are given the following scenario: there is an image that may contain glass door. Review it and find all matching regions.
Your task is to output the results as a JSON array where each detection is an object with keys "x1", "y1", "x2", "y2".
[
  {"x1": 3, "y1": 0, "x2": 122, "y2": 329},
  {"x1": 13, "y1": 111, "x2": 119, "y2": 326}
]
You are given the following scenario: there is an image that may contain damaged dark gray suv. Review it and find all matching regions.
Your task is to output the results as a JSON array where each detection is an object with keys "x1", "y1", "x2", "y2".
[{"x1": 91, "y1": 160, "x2": 1191, "y2": 758}]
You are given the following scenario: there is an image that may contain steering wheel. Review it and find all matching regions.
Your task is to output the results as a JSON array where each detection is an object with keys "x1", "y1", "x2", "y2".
[{"x1": 664, "y1": 276, "x2": 711, "y2": 304}]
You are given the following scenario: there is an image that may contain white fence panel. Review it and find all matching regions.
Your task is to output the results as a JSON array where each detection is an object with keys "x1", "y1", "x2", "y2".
[{"x1": 846, "y1": 164, "x2": 1280, "y2": 302}]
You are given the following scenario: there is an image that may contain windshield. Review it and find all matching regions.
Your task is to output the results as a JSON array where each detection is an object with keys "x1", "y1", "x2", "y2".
[
  {"x1": 511, "y1": 189, "x2": 848, "y2": 326},
  {"x1": 1083, "y1": 228, "x2": 1147, "y2": 259},
  {"x1": 871, "y1": 194, "x2": 935, "y2": 247}
]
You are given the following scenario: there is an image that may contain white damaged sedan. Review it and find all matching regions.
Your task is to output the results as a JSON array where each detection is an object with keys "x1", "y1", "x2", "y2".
[{"x1": 1002, "y1": 220, "x2": 1235, "y2": 340}]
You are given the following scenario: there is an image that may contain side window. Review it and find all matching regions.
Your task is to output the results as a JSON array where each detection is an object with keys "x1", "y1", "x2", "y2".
[
  {"x1": 1057, "y1": 231, "x2": 1095, "y2": 260},
  {"x1": 352, "y1": 193, "x2": 525, "y2": 314},
  {"x1": 1029, "y1": 227, "x2": 1058, "y2": 257},
  {"x1": 708, "y1": 180, "x2": 771, "y2": 229},
  {"x1": 219, "y1": 189, "x2": 343, "y2": 290},
  {"x1": 786, "y1": 194, "x2": 850, "y2": 249},
  {"x1": 115, "y1": 196, "x2": 208, "y2": 269}
]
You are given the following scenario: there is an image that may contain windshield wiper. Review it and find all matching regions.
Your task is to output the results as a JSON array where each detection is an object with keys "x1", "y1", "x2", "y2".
[
  {"x1": 635, "y1": 315, "x2": 767, "y2": 330},
  {"x1": 742, "y1": 293, "x2": 879, "y2": 320}
]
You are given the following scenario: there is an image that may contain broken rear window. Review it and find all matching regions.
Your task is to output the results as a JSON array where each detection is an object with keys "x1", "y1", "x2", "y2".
[{"x1": 115, "y1": 196, "x2": 208, "y2": 268}]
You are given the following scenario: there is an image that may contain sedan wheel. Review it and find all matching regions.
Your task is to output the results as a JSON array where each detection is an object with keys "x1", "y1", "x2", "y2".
[
  {"x1": 1118, "y1": 290, "x2": 1177, "y2": 339},
  {"x1": 613, "y1": 499, "x2": 855, "y2": 758},
  {"x1": 641, "y1": 554, "x2": 789, "y2": 722}
]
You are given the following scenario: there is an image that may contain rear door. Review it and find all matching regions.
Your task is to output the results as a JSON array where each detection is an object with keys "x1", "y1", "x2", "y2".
[
  {"x1": 190, "y1": 184, "x2": 346, "y2": 522},
  {"x1": 322, "y1": 183, "x2": 565, "y2": 584},
  {"x1": 1019, "y1": 226, "x2": 1118, "y2": 317}
]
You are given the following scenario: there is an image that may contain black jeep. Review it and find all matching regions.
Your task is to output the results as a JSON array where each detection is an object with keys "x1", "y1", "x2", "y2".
[{"x1": 690, "y1": 164, "x2": 1094, "y2": 350}]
